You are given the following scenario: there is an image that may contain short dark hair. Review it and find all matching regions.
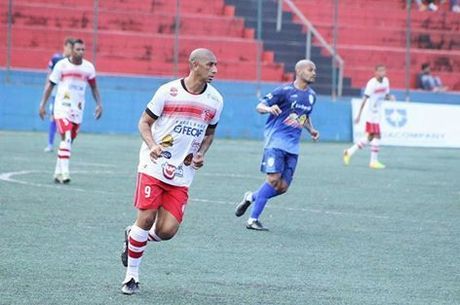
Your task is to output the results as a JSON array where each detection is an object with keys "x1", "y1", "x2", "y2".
[
  {"x1": 64, "y1": 37, "x2": 75, "y2": 45},
  {"x1": 71, "y1": 38, "x2": 84, "y2": 46},
  {"x1": 421, "y1": 63, "x2": 430, "y2": 70}
]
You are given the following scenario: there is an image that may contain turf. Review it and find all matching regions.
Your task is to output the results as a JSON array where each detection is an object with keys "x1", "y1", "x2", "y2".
[{"x1": 0, "y1": 131, "x2": 459, "y2": 305}]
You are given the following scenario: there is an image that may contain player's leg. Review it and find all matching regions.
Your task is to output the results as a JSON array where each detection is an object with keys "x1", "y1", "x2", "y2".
[
  {"x1": 150, "y1": 183, "x2": 188, "y2": 240},
  {"x1": 122, "y1": 208, "x2": 157, "y2": 295},
  {"x1": 343, "y1": 123, "x2": 372, "y2": 165},
  {"x1": 235, "y1": 148, "x2": 281, "y2": 220},
  {"x1": 54, "y1": 119, "x2": 72, "y2": 183},
  {"x1": 121, "y1": 174, "x2": 164, "y2": 295},
  {"x1": 45, "y1": 98, "x2": 56, "y2": 152},
  {"x1": 369, "y1": 131, "x2": 385, "y2": 169}
]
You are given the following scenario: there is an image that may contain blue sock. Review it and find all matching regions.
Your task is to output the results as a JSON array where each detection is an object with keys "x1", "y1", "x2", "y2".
[
  {"x1": 48, "y1": 121, "x2": 56, "y2": 146},
  {"x1": 250, "y1": 182, "x2": 278, "y2": 220}
]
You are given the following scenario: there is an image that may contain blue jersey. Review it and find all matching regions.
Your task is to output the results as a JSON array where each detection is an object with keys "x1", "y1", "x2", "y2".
[
  {"x1": 261, "y1": 83, "x2": 316, "y2": 155},
  {"x1": 48, "y1": 52, "x2": 64, "y2": 71}
]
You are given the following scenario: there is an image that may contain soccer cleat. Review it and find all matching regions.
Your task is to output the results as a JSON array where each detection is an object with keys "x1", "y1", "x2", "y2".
[
  {"x1": 54, "y1": 174, "x2": 63, "y2": 184},
  {"x1": 343, "y1": 149, "x2": 351, "y2": 166},
  {"x1": 121, "y1": 278, "x2": 139, "y2": 295},
  {"x1": 246, "y1": 219, "x2": 269, "y2": 231},
  {"x1": 369, "y1": 161, "x2": 386, "y2": 169},
  {"x1": 44, "y1": 145, "x2": 53, "y2": 152},
  {"x1": 235, "y1": 191, "x2": 253, "y2": 217},
  {"x1": 61, "y1": 173, "x2": 71, "y2": 184},
  {"x1": 121, "y1": 226, "x2": 131, "y2": 267}
]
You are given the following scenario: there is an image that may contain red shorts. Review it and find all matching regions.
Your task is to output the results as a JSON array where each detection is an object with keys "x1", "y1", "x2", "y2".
[
  {"x1": 133, "y1": 173, "x2": 189, "y2": 223},
  {"x1": 55, "y1": 118, "x2": 80, "y2": 139},
  {"x1": 365, "y1": 122, "x2": 381, "y2": 135}
]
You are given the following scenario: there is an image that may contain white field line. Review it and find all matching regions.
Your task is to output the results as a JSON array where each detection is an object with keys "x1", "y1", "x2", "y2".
[{"x1": 0, "y1": 170, "x2": 451, "y2": 225}]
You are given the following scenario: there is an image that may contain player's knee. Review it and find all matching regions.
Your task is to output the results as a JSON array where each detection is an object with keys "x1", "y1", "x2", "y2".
[{"x1": 155, "y1": 227, "x2": 178, "y2": 240}]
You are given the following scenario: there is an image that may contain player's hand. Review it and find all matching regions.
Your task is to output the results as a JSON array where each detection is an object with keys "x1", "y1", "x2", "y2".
[
  {"x1": 268, "y1": 105, "x2": 282, "y2": 116},
  {"x1": 191, "y1": 152, "x2": 204, "y2": 169},
  {"x1": 39, "y1": 105, "x2": 47, "y2": 120},
  {"x1": 149, "y1": 145, "x2": 163, "y2": 163},
  {"x1": 310, "y1": 129, "x2": 320, "y2": 142},
  {"x1": 95, "y1": 104, "x2": 103, "y2": 119}
]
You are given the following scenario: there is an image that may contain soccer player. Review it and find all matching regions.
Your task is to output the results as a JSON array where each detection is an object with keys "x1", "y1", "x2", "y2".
[
  {"x1": 38, "y1": 38, "x2": 103, "y2": 183},
  {"x1": 235, "y1": 59, "x2": 319, "y2": 231},
  {"x1": 43, "y1": 37, "x2": 74, "y2": 152},
  {"x1": 120, "y1": 48, "x2": 223, "y2": 295},
  {"x1": 343, "y1": 64, "x2": 394, "y2": 169}
]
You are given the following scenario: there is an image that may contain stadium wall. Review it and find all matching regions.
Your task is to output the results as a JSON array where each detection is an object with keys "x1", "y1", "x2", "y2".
[{"x1": 1, "y1": 70, "x2": 458, "y2": 142}]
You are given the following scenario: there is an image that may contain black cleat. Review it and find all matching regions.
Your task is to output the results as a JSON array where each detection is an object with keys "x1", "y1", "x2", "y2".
[
  {"x1": 235, "y1": 191, "x2": 253, "y2": 217},
  {"x1": 246, "y1": 219, "x2": 269, "y2": 231},
  {"x1": 121, "y1": 226, "x2": 131, "y2": 267},
  {"x1": 121, "y1": 278, "x2": 139, "y2": 295}
]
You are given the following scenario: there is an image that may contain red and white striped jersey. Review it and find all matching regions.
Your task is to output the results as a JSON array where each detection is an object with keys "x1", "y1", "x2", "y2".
[
  {"x1": 49, "y1": 58, "x2": 96, "y2": 124},
  {"x1": 363, "y1": 77, "x2": 390, "y2": 123},
  {"x1": 138, "y1": 78, "x2": 224, "y2": 187}
]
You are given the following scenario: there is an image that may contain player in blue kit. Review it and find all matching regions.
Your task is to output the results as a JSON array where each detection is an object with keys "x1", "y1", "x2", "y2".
[
  {"x1": 43, "y1": 37, "x2": 74, "y2": 152},
  {"x1": 235, "y1": 59, "x2": 319, "y2": 231}
]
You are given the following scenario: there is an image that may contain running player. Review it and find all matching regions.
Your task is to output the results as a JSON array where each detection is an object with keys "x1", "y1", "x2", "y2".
[
  {"x1": 38, "y1": 38, "x2": 103, "y2": 183},
  {"x1": 235, "y1": 59, "x2": 319, "y2": 231},
  {"x1": 120, "y1": 48, "x2": 223, "y2": 295},
  {"x1": 43, "y1": 37, "x2": 74, "y2": 152},
  {"x1": 343, "y1": 64, "x2": 394, "y2": 169}
]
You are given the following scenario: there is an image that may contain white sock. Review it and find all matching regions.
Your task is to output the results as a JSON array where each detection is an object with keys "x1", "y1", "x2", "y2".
[
  {"x1": 347, "y1": 137, "x2": 369, "y2": 156},
  {"x1": 370, "y1": 138, "x2": 380, "y2": 163},
  {"x1": 54, "y1": 158, "x2": 61, "y2": 176},
  {"x1": 57, "y1": 134, "x2": 71, "y2": 174},
  {"x1": 124, "y1": 225, "x2": 148, "y2": 283},
  {"x1": 147, "y1": 226, "x2": 162, "y2": 242}
]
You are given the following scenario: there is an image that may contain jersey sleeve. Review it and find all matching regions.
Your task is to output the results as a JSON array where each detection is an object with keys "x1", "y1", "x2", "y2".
[
  {"x1": 209, "y1": 97, "x2": 223, "y2": 126},
  {"x1": 88, "y1": 63, "x2": 96, "y2": 81},
  {"x1": 363, "y1": 79, "x2": 375, "y2": 97},
  {"x1": 146, "y1": 86, "x2": 167, "y2": 117},
  {"x1": 260, "y1": 86, "x2": 284, "y2": 106},
  {"x1": 48, "y1": 61, "x2": 62, "y2": 84}
]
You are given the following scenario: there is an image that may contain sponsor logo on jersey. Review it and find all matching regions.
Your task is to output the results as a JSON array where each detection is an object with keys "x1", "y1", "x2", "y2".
[
  {"x1": 160, "y1": 151, "x2": 172, "y2": 159},
  {"x1": 385, "y1": 108, "x2": 407, "y2": 127},
  {"x1": 283, "y1": 113, "x2": 307, "y2": 129},
  {"x1": 63, "y1": 92, "x2": 71, "y2": 99},
  {"x1": 291, "y1": 101, "x2": 311, "y2": 112},
  {"x1": 78, "y1": 102, "x2": 82, "y2": 110},
  {"x1": 169, "y1": 87, "x2": 178, "y2": 97},
  {"x1": 173, "y1": 124, "x2": 204, "y2": 137},
  {"x1": 201, "y1": 109, "x2": 214, "y2": 122},
  {"x1": 162, "y1": 162, "x2": 176, "y2": 179},
  {"x1": 183, "y1": 153, "x2": 193, "y2": 166},
  {"x1": 160, "y1": 134, "x2": 174, "y2": 147}
]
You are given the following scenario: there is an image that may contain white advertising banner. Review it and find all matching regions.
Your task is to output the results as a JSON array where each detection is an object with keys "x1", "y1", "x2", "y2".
[{"x1": 351, "y1": 98, "x2": 460, "y2": 148}]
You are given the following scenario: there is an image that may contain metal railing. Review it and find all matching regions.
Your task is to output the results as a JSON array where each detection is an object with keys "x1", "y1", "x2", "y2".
[{"x1": 276, "y1": 0, "x2": 344, "y2": 97}]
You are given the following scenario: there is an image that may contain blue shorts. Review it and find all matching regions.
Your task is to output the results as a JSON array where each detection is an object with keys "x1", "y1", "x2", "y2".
[{"x1": 260, "y1": 148, "x2": 298, "y2": 186}]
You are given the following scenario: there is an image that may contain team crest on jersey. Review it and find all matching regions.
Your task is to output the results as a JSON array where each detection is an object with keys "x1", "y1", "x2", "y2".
[
  {"x1": 63, "y1": 91, "x2": 71, "y2": 99},
  {"x1": 201, "y1": 109, "x2": 215, "y2": 122},
  {"x1": 160, "y1": 134, "x2": 174, "y2": 147},
  {"x1": 169, "y1": 87, "x2": 178, "y2": 97}
]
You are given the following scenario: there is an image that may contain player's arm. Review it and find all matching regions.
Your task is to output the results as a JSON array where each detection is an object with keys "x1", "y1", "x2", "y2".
[
  {"x1": 138, "y1": 110, "x2": 163, "y2": 162},
  {"x1": 39, "y1": 81, "x2": 56, "y2": 120},
  {"x1": 88, "y1": 78, "x2": 103, "y2": 119},
  {"x1": 256, "y1": 89, "x2": 283, "y2": 116},
  {"x1": 303, "y1": 116, "x2": 319, "y2": 141},
  {"x1": 354, "y1": 96, "x2": 368, "y2": 124},
  {"x1": 192, "y1": 124, "x2": 217, "y2": 169}
]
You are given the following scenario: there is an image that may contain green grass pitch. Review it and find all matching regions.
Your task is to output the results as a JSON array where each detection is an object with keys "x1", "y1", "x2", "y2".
[{"x1": 0, "y1": 131, "x2": 459, "y2": 305}]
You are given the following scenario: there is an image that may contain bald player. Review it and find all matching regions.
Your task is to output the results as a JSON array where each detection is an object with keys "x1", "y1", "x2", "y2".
[
  {"x1": 235, "y1": 59, "x2": 319, "y2": 231},
  {"x1": 120, "y1": 48, "x2": 224, "y2": 295}
]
